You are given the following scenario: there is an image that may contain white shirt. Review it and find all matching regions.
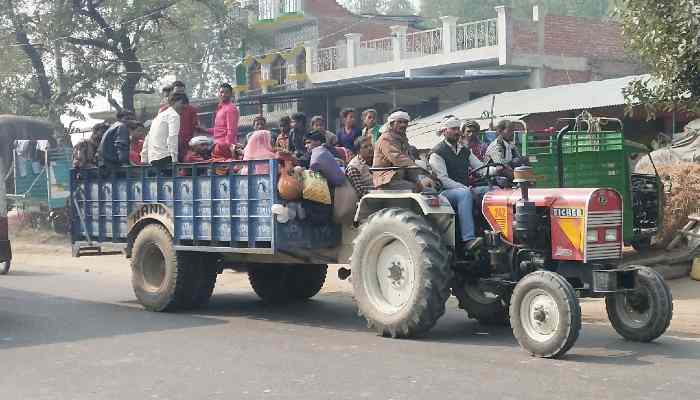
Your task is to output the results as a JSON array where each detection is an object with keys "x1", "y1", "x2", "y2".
[
  {"x1": 141, "y1": 107, "x2": 180, "y2": 163},
  {"x1": 428, "y1": 138, "x2": 490, "y2": 190}
]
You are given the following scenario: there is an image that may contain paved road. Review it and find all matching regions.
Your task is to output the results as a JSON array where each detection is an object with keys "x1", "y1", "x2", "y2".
[{"x1": 2, "y1": 261, "x2": 700, "y2": 400}]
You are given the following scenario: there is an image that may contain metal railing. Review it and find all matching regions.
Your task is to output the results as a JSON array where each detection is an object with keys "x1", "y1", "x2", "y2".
[
  {"x1": 257, "y1": 0, "x2": 275, "y2": 20},
  {"x1": 404, "y1": 27, "x2": 443, "y2": 59},
  {"x1": 314, "y1": 45, "x2": 347, "y2": 72},
  {"x1": 358, "y1": 37, "x2": 393, "y2": 65},
  {"x1": 456, "y1": 18, "x2": 498, "y2": 51},
  {"x1": 280, "y1": 0, "x2": 302, "y2": 14}
]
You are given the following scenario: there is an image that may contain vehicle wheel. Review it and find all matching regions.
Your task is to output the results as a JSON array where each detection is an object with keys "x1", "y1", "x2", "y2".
[
  {"x1": 182, "y1": 254, "x2": 219, "y2": 309},
  {"x1": 50, "y1": 212, "x2": 69, "y2": 235},
  {"x1": 605, "y1": 266, "x2": 672, "y2": 342},
  {"x1": 130, "y1": 224, "x2": 196, "y2": 312},
  {"x1": 351, "y1": 208, "x2": 452, "y2": 338},
  {"x1": 510, "y1": 271, "x2": 581, "y2": 358},
  {"x1": 71, "y1": 243, "x2": 81, "y2": 258},
  {"x1": 248, "y1": 266, "x2": 292, "y2": 303},
  {"x1": 288, "y1": 264, "x2": 327, "y2": 300},
  {"x1": 631, "y1": 237, "x2": 652, "y2": 253},
  {"x1": 0, "y1": 260, "x2": 10, "y2": 275},
  {"x1": 454, "y1": 281, "x2": 510, "y2": 326}
]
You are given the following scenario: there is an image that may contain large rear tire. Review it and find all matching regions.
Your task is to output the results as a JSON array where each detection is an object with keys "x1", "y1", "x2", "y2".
[
  {"x1": 510, "y1": 271, "x2": 581, "y2": 358},
  {"x1": 605, "y1": 266, "x2": 672, "y2": 342},
  {"x1": 131, "y1": 224, "x2": 196, "y2": 312},
  {"x1": 454, "y1": 281, "x2": 510, "y2": 326},
  {"x1": 351, "y1": 208, "x2": 452, "y2": 338}
]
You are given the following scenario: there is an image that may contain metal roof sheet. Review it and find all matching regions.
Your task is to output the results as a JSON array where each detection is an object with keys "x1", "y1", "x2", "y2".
[{"x1": 407, "y1": 74, "x2": 650, "y2": 149}]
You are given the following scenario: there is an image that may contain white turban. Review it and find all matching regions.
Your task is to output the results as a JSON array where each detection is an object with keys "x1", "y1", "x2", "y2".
[
  {"x1": 387, "y1": 111, "x2": 410, "y2": 123},
  {"x1": 189, "y1": 136, "x2": 213, "y2": 147},
  {"x1": 440, "y1": 116, "x2": 461, "y2": 131}
]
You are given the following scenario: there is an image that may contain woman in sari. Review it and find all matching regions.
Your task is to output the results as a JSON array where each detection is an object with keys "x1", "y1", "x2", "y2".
[{"x1": 241, "y1": 130, "x2": 277, "y2": 175}]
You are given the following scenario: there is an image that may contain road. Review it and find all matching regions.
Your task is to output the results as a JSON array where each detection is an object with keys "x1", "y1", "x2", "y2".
[{"x1": 2, "y1": 243, "x2": 700, "y2": 400}]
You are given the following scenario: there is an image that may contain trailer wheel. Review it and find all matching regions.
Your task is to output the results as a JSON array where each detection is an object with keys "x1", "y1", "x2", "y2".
[
  {"x1": 288, "y1": 264, "x2": 327, "y2": 300},
  {"x1": 0, "y1": 260, "x2": 10, "y2": 275},
  {"x1": 510, "y1": 271, "x2": 581, "y2": 358},
  {"x1": 130, "y1": 224, "x2": 195, "y2": 312},
  {"x1": 248, "y1": 266, "x2": 292, "y2": 303},
  {"x1": 351, "y1": 208, "x2": 452, "y2": 338},
  {"x1": 454, "y1": 282, "x2": 510, "y2": 326},
  {"x1": 606, "y1": 266, "x2": 672, "y2": 342},
  {"x1": 182, "y1": 254, "x2": 218, "y2": 309}
]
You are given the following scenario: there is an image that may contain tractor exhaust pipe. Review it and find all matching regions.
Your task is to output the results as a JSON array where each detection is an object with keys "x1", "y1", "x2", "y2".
[{"x1": 513, "y1": 166, "x2": 538, "y2": 247}]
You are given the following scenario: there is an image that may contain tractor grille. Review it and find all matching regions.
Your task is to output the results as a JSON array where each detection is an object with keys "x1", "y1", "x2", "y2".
[
  {"x1": 586, "y1": 211, "x2": 623, "y2": 261},
  {"x1": 587, "y1": 211, "x2": 622, "y2": 227}
]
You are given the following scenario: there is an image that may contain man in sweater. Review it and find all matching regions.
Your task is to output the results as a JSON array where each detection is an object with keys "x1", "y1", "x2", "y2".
[{"x1": 428, "y1": 117, "x2": 491, "y2": 254}]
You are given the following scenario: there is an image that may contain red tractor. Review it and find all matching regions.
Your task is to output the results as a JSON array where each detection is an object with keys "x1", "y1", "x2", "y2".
[{"x1": 350, "y1": 165, "x2": 672, "y2": 358}]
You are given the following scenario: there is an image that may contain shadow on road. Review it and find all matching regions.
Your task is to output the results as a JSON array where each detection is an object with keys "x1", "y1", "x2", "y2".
[
  {"x1": 196, "y1": 291, "x2": 700, "y2": 365},
  {"x1": 0, "y1": 287, "x2": 226, "y2": 350}
]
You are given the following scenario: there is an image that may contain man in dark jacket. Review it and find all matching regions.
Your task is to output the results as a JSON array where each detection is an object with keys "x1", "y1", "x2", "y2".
[
  {"x1": 288, "y1": 112, "x2": 308, "y2": 158},
  {"x1": 98, "y1": 116, "x2": 142, "y2": 169}
]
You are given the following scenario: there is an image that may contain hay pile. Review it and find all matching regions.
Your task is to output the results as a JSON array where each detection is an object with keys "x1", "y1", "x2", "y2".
[{"x1": 655, "y1": 162, "x2": 700, "y2": 246}]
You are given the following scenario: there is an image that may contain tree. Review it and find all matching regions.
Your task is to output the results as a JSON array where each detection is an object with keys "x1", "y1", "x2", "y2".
[
  {"x1": 0, "y1": 0, "x2": 253, "y2": 121},
  {"x1": 618, "y1": 0, "x2": 700, "y2": 116}
]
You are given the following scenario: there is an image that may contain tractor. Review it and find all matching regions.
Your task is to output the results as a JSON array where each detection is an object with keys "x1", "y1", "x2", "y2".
[{"x1": 70, "y1": 134, "x2": 673, "y2": 358}]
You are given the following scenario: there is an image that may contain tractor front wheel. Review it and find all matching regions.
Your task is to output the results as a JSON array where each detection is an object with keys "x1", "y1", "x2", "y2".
[
  {"x1": 510, "y1": 271, "x2": 581, "y2": 358},
  {"x1": 606, "y1": 266, "x2": 672, "y2": 342}
]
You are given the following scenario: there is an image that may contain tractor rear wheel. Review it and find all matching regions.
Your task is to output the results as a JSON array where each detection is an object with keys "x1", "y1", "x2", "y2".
[
  {"x1": 351, "y1": 208, "x2": 452, "y2": 338},
  {"x1": 510, "y1": 271, "x2": 581, "y2": 358},
  {"x1": 454, "y1": 281, "x2": 510, "y2": 326},
  {"x1": 606, "y1": 266, "x2": 672, "y2": 342}
]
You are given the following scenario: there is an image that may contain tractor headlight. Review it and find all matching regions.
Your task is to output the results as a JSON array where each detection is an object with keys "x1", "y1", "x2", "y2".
[
  {"x1": 604, "y1": 229, "x2": 618, "y2": 242},
  {"x1": 587, "y1": 230, "x2": 598, "y2": 243}
]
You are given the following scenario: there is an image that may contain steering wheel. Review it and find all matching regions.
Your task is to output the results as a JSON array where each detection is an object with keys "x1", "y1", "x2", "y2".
[{"x1": 468, "y1": 162, "x2": 509, "y2": 188}]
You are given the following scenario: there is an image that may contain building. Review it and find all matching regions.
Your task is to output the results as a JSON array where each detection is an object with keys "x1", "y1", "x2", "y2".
[
  {"x1": 407, "y1": 75, "x2": 694, "y2": 150},
  {"x1": 88, "y1": 1, "x2": 643, "y2": 142},
  {"x1": 230, "y1": 1, "x2": 642, "y2": 133}
]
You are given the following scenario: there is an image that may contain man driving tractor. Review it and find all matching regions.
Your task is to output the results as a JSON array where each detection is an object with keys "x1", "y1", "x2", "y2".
[{"x1": 428, "y1": 117, "x2": 496, "y2": 255}]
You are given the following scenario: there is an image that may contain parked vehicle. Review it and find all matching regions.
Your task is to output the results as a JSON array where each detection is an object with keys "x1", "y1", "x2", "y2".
[
  {"x1": 0, "y1": 115, "x2": 59, "y2": 275},
  {"x1": 70, "y1": 130, "x2": 672, "y2": 358},
  {"x1": 519, "y1": 117, "x2": 663, "y2": 252},
  {"x1": 8, "y1": 146, "x2": 73, "y2": 234}
]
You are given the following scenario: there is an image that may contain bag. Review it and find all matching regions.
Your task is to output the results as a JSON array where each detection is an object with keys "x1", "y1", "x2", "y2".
[
  {"x1": 332, "y1": 177, "x2": 359, "y2": 224},
  {"x1": 301, "y1": 170, "x2": 332, "y2": 205}
]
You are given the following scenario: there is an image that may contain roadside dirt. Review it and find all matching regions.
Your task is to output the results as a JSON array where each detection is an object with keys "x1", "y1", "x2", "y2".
[{"x1": 7, "y1": 230, "x2": 700, "y2": 337}]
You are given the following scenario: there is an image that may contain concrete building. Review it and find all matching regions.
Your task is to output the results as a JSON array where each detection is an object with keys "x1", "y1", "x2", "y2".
[{"x1": 231, "y1": 1, "x2": 642, "y2": 132}]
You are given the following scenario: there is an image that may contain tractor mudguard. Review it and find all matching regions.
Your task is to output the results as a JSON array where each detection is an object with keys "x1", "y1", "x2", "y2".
[{"x1": 354, "y1": 191, "x2": 456, "y2": 248}]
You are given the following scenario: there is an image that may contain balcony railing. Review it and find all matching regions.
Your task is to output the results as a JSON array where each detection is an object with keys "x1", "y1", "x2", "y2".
[
  {"x1": 358, "y1": 37, "x2": 393, "y2": 65},
  {"x1": 280, "y1": 0, "x2": 302, "y2": 14},
  {"x1": 314, "y1": 45, "x2": 347, "y2": 73},
  {"x1": 404, "y1": 28, "x2": 443, "y2": 59},
  {"x1": 456, "y1": 18, "x2": 498, "y2": 51},
  {"x1": 303, "y1": 16, "x2": 502, "y2": 75}
]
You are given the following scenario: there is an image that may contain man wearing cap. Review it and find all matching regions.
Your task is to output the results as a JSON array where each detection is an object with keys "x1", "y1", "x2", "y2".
[
  {"x1": 373, "y1": 111, "x2": 434, "y2": 191},
  {"x1": 183, "y1": 136, "x2": 213, "y2": 163},
  {"x1": 429, "y1": 116, "x2": 493, "y2": 253}
]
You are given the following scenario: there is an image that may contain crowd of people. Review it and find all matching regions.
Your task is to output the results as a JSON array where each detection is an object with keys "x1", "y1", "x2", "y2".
[{"x1": 71, "y1": 79, "x2": 524, "y2": 254}]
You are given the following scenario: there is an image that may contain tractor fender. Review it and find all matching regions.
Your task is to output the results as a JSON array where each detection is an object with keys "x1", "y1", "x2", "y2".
[
  {"x1": 354, "y1": 192, "x2": 455, "y2": 247},
  {"x1": 125, "y1": 203, "x2": 175, "y2": 258}
]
